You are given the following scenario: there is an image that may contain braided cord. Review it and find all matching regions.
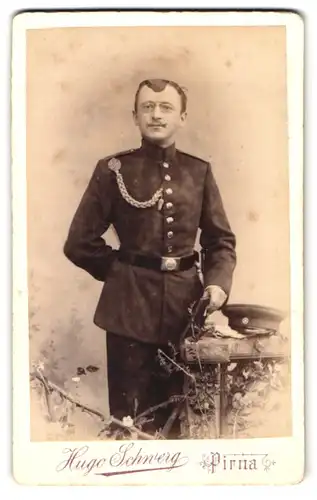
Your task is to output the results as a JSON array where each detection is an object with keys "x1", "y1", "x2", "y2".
[{"x1": 115, "y1": 171, "x2": 163, "y2": 208}]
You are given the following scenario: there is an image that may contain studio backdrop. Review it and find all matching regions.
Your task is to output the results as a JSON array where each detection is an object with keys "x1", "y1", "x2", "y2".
[{"x1": 26, "y1": 25, "x2": 290, "y2": 439}]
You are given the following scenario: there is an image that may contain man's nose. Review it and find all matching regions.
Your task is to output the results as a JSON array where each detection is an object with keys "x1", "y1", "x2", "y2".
[{"x1": 152, "y1": 104, "x2": 163, "y2": 120}]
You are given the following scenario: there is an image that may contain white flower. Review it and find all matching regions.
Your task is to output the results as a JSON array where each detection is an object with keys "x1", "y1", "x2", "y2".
[
  {"x1": 122, "y1": 416, "x2": 134, "y2": 427},
  {"x1": 233, "y1": 392, "x2": 243, "y2": 401},
  {"x1": 227, "y1": 362, "x2": 237, "y2": 372}
]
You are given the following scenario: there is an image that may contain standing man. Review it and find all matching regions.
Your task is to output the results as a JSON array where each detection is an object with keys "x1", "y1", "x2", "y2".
[{"x1": 64, "y1": 78, "x2": 236, "y2": 437}]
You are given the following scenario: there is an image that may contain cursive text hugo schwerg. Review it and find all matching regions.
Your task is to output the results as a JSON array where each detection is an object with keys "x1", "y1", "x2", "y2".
[{"x1": 56, "y1": 443, "x2": 189, "y2": 476}]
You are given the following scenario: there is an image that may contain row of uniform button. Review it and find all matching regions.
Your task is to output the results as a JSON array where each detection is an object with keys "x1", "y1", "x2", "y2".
[{"x1": 162, "y1": 162, "x2": 174, "y2": 252}]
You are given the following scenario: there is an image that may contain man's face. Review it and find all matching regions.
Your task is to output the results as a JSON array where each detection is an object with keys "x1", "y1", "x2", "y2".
[{"x1": 133, "y1": 84, "x2": 187, "y2": 147}]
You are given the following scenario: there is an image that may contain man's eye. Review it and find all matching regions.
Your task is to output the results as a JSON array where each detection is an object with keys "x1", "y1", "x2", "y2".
[
  {"x1": 160, "y1": 104, "x2": 173, "y2": 112},
  {"x1": 142, "y1": 103, "x2": 154, "y2": 111}
]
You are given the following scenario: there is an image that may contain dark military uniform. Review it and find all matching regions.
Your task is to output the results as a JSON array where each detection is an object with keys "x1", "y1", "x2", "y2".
[{"x1": 64, "y1": 138, "x2": 236, "y2": 431}]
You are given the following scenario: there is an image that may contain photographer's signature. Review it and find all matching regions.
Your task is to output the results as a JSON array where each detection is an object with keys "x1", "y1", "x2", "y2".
[{"x1": 56, "y1": 443, "x2": 189, "y2": 477}]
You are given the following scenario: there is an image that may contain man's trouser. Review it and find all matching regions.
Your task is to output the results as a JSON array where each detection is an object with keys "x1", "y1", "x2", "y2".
[{"x1": 106, "y1": 331, "x2": 184, "y2": 437}]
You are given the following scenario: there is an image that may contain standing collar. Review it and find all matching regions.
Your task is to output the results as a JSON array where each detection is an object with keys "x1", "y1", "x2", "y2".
[{"x1": 140, "y1": 138, "x2": 176, "y2": 162}]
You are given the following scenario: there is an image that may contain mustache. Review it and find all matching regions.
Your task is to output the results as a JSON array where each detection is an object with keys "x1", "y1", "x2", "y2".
[{"x1": 148, "y1": 122, "x2": 167, "y2": 128}]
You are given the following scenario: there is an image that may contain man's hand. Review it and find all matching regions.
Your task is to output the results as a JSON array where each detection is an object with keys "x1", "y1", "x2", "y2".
[{"x1": 203, "y1": 285, "x2": 227, "y2": 325}]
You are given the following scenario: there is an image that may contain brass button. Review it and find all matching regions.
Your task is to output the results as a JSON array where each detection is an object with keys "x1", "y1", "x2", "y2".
[
  {"x1": 167, "y1": 231, "x2": 174, "y2": 238},
  {"x1": 162, "y1": 162, "x2": 169, "y2": 168},
  {"x1": 167, "y1": 246, "x2": 173, "y2": 253},
  {"x1": 165, "y1": 188, "x2": 173, "y2": 195},
  {"x1": 164, "y1": 174, "x2": 171, "y2": 181},
  {"x1": 166, "y1": 202, "x2": 173, "y2": 209},
  {"x1": 166, "y1": 217, "x2": 174, "y2": 224}
]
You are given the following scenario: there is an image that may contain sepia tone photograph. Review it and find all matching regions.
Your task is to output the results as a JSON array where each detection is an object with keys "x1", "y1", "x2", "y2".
[{"x1": 23, "y1": 16, "x2": 295, "y2": 446}]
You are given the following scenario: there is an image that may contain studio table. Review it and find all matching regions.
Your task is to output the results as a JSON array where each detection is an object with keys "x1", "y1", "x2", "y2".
[{"x1": 180, "y1": 330, "x2": 290, "y2": 438}]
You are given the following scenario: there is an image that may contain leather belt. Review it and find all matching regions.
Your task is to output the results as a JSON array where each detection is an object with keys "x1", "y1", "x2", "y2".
[{"x1": 118, "y1": 251, "x2": 199, "y2": 272}]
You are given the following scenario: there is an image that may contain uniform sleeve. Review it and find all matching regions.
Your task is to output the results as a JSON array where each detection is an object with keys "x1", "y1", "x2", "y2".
[
  {"x1": 63, "y1": 159, "x2": 117, "y2": 281},
  {"x1": 199, "y1": 163, "x2": 237, "y2": 296}
]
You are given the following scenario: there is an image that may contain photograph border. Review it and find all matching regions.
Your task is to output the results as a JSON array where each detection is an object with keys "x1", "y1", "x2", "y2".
[{"x1": 11, "y1": 10, "x2": 304, "y2": 486}]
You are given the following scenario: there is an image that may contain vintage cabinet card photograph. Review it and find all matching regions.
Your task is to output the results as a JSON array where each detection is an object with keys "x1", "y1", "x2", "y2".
[{"x1": 12, "y1": 10, "x2": 304, "y2": 485}]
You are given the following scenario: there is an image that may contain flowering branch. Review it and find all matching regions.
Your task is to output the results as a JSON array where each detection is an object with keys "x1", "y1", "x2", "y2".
[
  {"x1": 30, "y1": 369, "x2": 155, "y2": 440},
  {"x1": 157, "y1": 348, "x2": 195, "y2": 381}
]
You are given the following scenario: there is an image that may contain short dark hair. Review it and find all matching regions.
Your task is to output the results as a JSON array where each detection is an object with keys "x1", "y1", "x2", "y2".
[{"x1": 134, "y1": 79, "x2": 187, "y2": 113}]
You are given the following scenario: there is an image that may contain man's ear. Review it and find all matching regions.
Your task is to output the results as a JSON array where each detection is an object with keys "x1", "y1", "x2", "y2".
[
  {"x1": 179, "y1": 111, "x2": 188, "y2": 128},
  {"x1": 132, "y1": 110, "x2": 139, "y2": 126}
]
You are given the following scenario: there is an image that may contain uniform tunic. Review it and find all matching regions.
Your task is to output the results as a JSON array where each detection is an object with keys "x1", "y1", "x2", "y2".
[{"x1": 64, "y1": 139, "x2": 237, "y2": 346}]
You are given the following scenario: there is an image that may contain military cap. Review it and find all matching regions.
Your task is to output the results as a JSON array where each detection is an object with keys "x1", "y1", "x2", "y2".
[{"x1": 222, "y1": 304, "x2": 286, "y2": 334}]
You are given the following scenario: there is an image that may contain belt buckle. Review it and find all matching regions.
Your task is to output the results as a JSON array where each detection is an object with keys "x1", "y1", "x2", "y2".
[{"x1": 161, "y1": 257, "x2": 179, "y2": 272}]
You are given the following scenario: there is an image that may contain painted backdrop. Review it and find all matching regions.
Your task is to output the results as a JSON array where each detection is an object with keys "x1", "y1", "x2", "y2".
[{"x1": 26, "y1": 26, "x2": 290, "y2": 439}]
